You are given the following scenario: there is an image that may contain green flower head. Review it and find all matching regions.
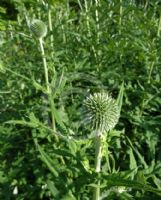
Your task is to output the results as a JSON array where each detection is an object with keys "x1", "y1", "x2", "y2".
[
  {"x1": 83, "y1": 92, "x2": 120, "y2": 134},
  {"x1": 30, "y1": 19, "x2": 47, "y2": 39}
]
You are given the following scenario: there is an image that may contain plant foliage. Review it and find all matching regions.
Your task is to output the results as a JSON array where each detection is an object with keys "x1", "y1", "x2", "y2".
[{"x1": 0, "y1": 0, "x2": 161, "y2": 199}]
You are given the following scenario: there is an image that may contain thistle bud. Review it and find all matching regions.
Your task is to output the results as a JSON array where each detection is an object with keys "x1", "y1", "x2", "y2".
[
  {"x1": 83, "y1": 92, "x2": 120, "y2": 134},
  {"x1": 30, "y1": 19, "x2": 47, "y2": 39}
]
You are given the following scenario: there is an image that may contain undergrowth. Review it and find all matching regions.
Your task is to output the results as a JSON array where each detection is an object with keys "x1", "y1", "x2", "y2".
[{"x1": 0, "y1": 0, "x2": 161, "y2": 199}]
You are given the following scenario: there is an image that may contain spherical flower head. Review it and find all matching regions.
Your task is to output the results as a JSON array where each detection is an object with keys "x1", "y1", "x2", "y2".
[
  {"x1": 30, "y1": 19, "x2": 47, "y2": 39},
  {"x1": 83, "y1": 92, "x2": 120, "y2": 134}
]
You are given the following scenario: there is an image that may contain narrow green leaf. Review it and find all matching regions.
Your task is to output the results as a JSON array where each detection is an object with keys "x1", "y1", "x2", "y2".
[
  {"x1": 32, "y1": 79, "x2": 46, "y2": 92},
  {"x1": 49, "y1": 99, "x2": 68, "y2": 134},
  {"x1": 128, "y1": 148, "x2": 137, "y2": 170},
  {"x1": 51, "y1": 147, "x2": 76, "y2": 158},
  {"x1": 37, "y1": 143, "x2": 59, "y2": 177},
  {"x1": 102, "y1": 174, "x2": 161, "y2": 196},
  {"x1": 116, "y1": 82, "x2": 124, "y2": 114},
  {"x1": 5, "y1": 119, "x2": 38, "y2": 128},
  {"x1": 126, "y1": 136, "x2": 148, "y2": 168},
  {"x1": 52, "y1": 69, "x2": 67, "y2": 97},
  {"x1": 46, "y1": 180, "x2": 59, "y2": 197},
  {"x1": 152, "y1": 175, "x2": 161, "y2": 190},
  {"x1": 136, "y1": 170, "x2": 146, "y2": 184},
  {"x1": 117, "y1": 169, "x2": 138, "y2": 179}
]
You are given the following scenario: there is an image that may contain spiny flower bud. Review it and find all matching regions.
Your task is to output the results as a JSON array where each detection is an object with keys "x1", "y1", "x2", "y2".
[
  {"x1": 83, "y1": 92, "x2": 120, "y2": 134},
  {"x1": 30, "y1": 19, "x2": 47, "y2": 39}
]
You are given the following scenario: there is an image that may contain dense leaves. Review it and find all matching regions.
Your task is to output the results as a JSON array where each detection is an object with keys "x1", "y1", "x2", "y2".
[{"x1": 0, "y1": 0, "x2": 161, "y2": 199}]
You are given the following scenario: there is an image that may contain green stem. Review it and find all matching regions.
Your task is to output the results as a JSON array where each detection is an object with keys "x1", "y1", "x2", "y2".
[
  {"x1": 95, "y1": 0, "x2": 99, "y2": 38},
  {"x1": 39, "y1": 38, "x2": 56, "y2": 132},
  {"x1": 119, "y1": 0, "x2": 123, "y2": 26},
  {"x1": 48, "y1": 94, "x2": 56, "y2": 132},
  {"x1": 93, "y1": 132, "x2": 102, "y2": 200},
  {"x1": 105, "y1": 139, "x2": 111, "y2": 173},
  {"x1": 148, "y1": 61, "x2": 155, "y2": 84},
  {"x1": 5, "y1": 68, "x2": 30, "y2": 81},
  {"x1": 84, "y1": 0, "x2": 90, "y2": 36},
  {"x1": 39, "y1": 38, "x2": 50, "y2": 93},
  {"x1": 84, "y1": 0, "x2": 99, "y2": 70},
  {"x1": 48, "y1": 5, "x2": 54, "y2": 47},
  {"x1": 144, "y1": 0, "x2": 149, "y2": 10},
  {"x1": 77, "y1": 0, "x2": 83, "y2": 10},
  {"x1": 95, "y1": 135, "x2": 102, "y2": 172},
  {"x1": 157, "y1": 15, "x2": 161, "y2": 37}
]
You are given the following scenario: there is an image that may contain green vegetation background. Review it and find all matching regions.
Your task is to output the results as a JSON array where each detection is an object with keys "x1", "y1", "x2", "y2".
[{"x1": 0, "y1": 0, "x2": 161, "y2": 199}]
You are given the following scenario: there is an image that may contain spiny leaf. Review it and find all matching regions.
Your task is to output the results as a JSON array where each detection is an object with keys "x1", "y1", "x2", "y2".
[{"x1": 101, "y1": 173, "x2": 161, "y2": 196}]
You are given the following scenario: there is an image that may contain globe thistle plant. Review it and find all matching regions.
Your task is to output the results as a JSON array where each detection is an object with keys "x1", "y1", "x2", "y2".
[
  {"x1": 83, "y1": 92, "x2": 120, "y2": 200},
  {"x1": 30, "y1": 19, "x2": 56, "y2": 132},
  {"x1": 83, "y1": 92, "x2": 120, "y2": 135},
  {"x1": 30, "y1": 19, "x2": 49, "y2": 93}
]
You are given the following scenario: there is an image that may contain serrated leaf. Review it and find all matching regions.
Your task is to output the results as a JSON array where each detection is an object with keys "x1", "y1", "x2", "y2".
[
  {"x1": 49, "y1": 98, "x2": 68, "y2": 134},
  {"x1": 68, "y1": 140, "x2": 78, "y2": 154},
  {"x1": 126, "y1": 136, "x2": 148, "y2": 168},
  {"x1": 128, "y1": 148, "x2": 137, "y2": 170},
  {"x1": 101, "y1": 173, "x2": 161, "y2": 196},
  {"x1": 36, "y1": 143, "x2": 59, "y2": 177},
  {"x1": 5, "y1": 119, "x2": 38, "y2": 128},
  {"x1": 52, "y1": 69, "x2": 67, "y2": 97}
]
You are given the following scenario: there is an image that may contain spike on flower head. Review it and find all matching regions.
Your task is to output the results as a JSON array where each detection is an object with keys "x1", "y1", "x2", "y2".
[
  {"x1": 83, "y1": 92, "x2": 120, "y2": 134},
  {"x1": 30, "y1": 19, "x2": 47, "y2": 39}
]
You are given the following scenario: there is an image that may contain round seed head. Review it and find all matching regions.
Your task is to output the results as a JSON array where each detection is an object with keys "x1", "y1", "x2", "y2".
[
  {"x1": 83, "y1": 92, "x2": 120, "y2": 134},
  {"x1": 30, "y1": 19, "x2": 47, "y2": 39}
]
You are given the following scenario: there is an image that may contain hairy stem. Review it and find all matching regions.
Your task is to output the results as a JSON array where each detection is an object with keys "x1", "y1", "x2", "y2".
[
  {"x1": 157, "y1": 14, "x2": 161, "y2": 37},
  {"x1": 39, "y1": 38, "x2": 56, "y2": 132},
  {"x1": 95, "y1": 0, "x2": 100, "y2": 40},
  {"x1": 93, "y1": 132, "x2": 102, "y2": 200},
  {"x1": 119, "y1": 0, "x2": 123, "y2": 26},
  {"x1": 84, "y1": 0, "x2": 90, "y2": 35},
  {"x1": 39, "y1": 38, "x2": 50, "y2": 93},
  {"x1": 48, "y1": 5, "x2": 54, "y2": 47}
]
